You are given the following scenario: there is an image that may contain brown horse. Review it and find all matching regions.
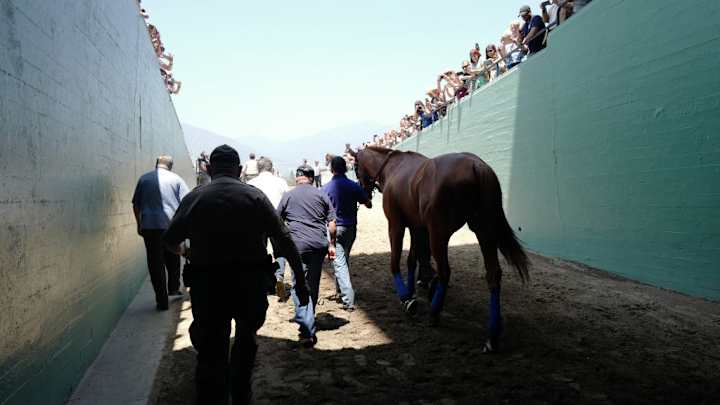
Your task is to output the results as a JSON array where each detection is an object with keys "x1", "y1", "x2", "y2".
[{"x1": 352, "y1": 146, "x2": 529, "y2": 352}]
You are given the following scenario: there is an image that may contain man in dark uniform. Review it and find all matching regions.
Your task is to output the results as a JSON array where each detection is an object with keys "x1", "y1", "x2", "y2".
[{"x1": 163, "y1": 145, "x2": 312, "y2": 405}]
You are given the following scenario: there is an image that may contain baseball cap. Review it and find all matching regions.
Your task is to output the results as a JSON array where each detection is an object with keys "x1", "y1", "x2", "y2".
[
  {"x1": 210, "y1": 144, "x2": 240, "y2": 168},
  {"x1": 519, "y1": 5, "x2": 531, "y2": 16},
  {"x1": 296, "y1": 165, "x2": 315, "y2": 178}
]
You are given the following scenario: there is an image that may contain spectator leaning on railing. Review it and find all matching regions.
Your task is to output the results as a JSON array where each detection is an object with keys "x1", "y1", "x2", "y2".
[
  {"x1": 358, "y1": 0, "x2": 594, "y2": 147},
  {"x1": 483, "y1": 44, "x2": 507, "y2": 82},
  {"x1": 519, "y1": 5, "x2": 547, "y2": 55}
]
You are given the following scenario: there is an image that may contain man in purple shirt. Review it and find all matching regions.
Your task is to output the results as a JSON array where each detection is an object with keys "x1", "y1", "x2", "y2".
[{"x1": 322, "y1": 156, "x2": 372, "y2": 311}]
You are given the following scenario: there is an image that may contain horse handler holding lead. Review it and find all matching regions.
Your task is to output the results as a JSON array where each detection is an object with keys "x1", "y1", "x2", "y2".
[
  {"x1": 163, "y1": 145, "x2": 313, "y2": 404},
  {"x1": 322, "y1": 156, "x2": 372, "y2": 311}
]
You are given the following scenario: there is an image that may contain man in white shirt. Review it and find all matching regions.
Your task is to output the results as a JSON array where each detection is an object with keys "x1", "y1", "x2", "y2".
[
  {"x1": 241, "y1": 152, "x2": 259, "y2": 182},
  {"x1": 132, "y1": 155, "x2": 190, "y2": 310},
  {"x1": 542, "y1": 0, "x2": 574, "y2": 27},
  {"x1": 313, "y1": 160, "x2": 322, "y2": 187},
  {"x1": 248, "y1": 157, "x2": 290, "y2": 298}
]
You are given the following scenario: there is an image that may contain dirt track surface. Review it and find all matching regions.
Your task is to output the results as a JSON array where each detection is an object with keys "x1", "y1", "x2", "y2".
[{"x1": 150, "y1": 199, "x2": 720, "y2": 404}]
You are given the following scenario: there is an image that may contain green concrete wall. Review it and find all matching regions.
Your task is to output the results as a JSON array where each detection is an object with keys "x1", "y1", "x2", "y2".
[
  {"x1": 0, "y1": 1, "x2": 194, "y2": 403},
  {"x1": 397, "y1": 0, "x2": 720, "y2": 300}
]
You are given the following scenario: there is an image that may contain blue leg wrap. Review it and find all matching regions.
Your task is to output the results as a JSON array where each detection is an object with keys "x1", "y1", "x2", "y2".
[
  {"x1": 431, "y1": 283, "x2": 446, "y2": 313},
  {"x1": 393, "y1": 272, "x2": 411, "y2": 301},
  {"x1": 488, "y1": 288, "x2": 503, "y2": 338}
]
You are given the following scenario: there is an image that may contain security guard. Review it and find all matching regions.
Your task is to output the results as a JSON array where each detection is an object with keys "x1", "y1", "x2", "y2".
[{"x1": 163, "y1": 145, "x2": 312, "y2": 405}]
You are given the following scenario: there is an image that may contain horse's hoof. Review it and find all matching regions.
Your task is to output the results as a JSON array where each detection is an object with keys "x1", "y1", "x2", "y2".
[
  {"x1": 402, "y1": 299, "x2": 417, "y2": 316},
  {"x1": 482, "y1": 338, "x2": 499, "y2": 354}
]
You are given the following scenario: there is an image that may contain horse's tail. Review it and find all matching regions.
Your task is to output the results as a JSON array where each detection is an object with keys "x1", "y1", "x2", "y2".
[
  {"x1": 496, "y1": 199, "x2": 530, "y2": 283},
  {"x1": 473, "y1": 161, "x2": 530, "y2": 283}
]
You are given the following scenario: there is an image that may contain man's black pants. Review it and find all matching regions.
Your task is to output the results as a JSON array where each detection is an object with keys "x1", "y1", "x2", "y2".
[
  {"x1": 141, "y1": 229, "x2": 181, "y2": 306},
  {"x1": 314, "y1": 175, "x2": 322, "y2": 187},
  {"x1": 189, "y1": 273, "x2": 268, "y2": 405}
]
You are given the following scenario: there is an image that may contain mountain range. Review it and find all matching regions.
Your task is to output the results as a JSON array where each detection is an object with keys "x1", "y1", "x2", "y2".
[{"x1": 182, "y1": 121, "x2": 388, "y2": 177}]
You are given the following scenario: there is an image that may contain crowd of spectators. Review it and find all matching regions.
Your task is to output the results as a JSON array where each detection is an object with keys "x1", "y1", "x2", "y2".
[
  {"x1": 137, "y1": 1, "x2": 182, "y2": 94},
  {"x1": 360, "y1": 1, "x2": 590, "y2": 149}
]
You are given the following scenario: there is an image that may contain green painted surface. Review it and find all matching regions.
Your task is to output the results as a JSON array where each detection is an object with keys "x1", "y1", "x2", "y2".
[
  {"x1": 0, "y1": 1, "x2": 194, "y2": 403},
  {"x1": 397, "y1": 0, "x2": 720, "y2": 300}
]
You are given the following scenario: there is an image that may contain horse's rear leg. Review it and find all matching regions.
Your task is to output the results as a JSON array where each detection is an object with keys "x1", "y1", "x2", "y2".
[
  {"x1": 428, "y1": 229, "x2": 451, "y2": 326},
  {"x1": 389, "y1": 222, "x2": 416, "y2": 314},
  {"x1": 413, "y1": 228, "x2": 434, "y2": 289},
  {"x1": 479, "y1": 239, "x2": 503, "y2": 353},
  {"x1": 406, "y1": 239, "x2": 417, "y2": 297}
]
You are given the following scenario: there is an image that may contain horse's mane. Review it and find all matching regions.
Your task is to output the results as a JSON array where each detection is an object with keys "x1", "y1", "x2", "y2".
[
  {"x1": 363, "y1": 146, "x2": 424, "y2": 158},
  {"x1": 363, "y1": 145, "x2": 393, "y2": 154}
]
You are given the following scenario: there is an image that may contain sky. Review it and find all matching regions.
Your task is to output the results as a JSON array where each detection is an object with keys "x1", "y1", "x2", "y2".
[{"x1": 143, "y1": 0, "x2": 533, "y2": 141}]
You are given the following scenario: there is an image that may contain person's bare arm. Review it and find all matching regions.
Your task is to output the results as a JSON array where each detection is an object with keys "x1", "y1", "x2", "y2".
[{"x1": 524, "y1": 26, "x2": 540, "y2": 45}]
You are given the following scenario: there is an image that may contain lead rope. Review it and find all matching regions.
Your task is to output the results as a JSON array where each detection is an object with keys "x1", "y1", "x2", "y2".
[{"x1": 369, "y1": 150, "x2": 396, "y2": 192}]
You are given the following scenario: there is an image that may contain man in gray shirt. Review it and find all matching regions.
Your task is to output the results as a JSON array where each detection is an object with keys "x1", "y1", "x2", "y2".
[
  {"x1": 132, "y1": 155, "x2": 189, "y2": 310},
  {"x1": 277, "y1": 165, "x2": 336, "y2": 346}
]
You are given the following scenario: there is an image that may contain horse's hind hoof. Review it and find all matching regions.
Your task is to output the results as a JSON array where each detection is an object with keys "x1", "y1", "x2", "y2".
[
  {"x1": 402, "y1": 299, "x2": 417, "y2": 316},
  {"x1": 482, "y1": 338, "x2": 499, "y2": 354}
]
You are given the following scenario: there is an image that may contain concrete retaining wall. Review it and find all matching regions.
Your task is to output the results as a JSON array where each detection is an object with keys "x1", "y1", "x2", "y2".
[
  {"x1": 0, "y1": 0, "x2": 193, "y2": 403},
  {"x1": 397, "y1": 0, "x2": 720, "y2": 300}
]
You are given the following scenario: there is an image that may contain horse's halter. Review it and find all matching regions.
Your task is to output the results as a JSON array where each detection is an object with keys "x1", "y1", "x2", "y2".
[{"x1": 364, "y1": 150, "x2": 396, "y2": 194}]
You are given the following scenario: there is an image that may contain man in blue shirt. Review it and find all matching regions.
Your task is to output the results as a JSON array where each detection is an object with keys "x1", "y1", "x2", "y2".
[
  {"x1": 322, "y1": 156, "x2": 372, "y2": 311},
  {"x1": 277, "y1": 165, "x2": 337, "y2": 346},
  {"x1": 132, "y1": 155, "x2": 189, "y2": 310},
  {"x1": 519, "y1": 5, "x2": 547, "y2": 55}
]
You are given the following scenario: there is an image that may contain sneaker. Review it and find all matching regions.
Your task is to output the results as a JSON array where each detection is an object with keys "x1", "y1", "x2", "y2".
[
  {"x1": 298, "y1": 335, "x2": 318, "y2": 348},
  {"x1": 275, "y1": 280, "x2": 286, "y2": 301}
]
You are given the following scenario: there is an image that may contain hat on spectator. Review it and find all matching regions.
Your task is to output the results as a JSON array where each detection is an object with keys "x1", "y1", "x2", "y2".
[
  {"x1": 210, "y1": 144, "x2": 240, "y2": 169},
  {"x1": 296, "y1": 165, "x2": 315, "y2": 179},
  {"x1": 519, "y1": 5, "x2": 531, "y2": 16}
]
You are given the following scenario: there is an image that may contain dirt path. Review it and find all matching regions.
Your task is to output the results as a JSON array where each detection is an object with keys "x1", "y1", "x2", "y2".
[{"x1": 150, "y1": 201, "x2": 720, "y2": 404}]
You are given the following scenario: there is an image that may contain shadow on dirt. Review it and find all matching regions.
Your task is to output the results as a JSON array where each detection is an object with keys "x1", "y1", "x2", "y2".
[{"x1": 150, "y1": 244, "x2": 720, "y2": 404}]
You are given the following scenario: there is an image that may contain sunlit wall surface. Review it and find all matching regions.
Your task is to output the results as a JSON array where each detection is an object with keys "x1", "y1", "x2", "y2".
[
  {"x1": 397, "y1": 0, "x2": 720, "y2": 300},
  {"x1": 0, "y1": 1, "x2": 193, "y2": 403}
]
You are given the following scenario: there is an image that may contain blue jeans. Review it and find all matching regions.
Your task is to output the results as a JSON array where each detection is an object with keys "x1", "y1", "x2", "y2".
[
  {"x1": 275, "y1": 257, "x2": 286, "y2": 281},
  {"x1": 291, "y1": 249, "x2": 326, "y2": 337},
  {"x1": 333, "y1": 225, "x2": 356, "y2": 308}
]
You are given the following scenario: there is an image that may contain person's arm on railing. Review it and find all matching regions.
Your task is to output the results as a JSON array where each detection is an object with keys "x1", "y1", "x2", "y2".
[{"x1": 523, "y1": 27, "x2": 539, "y2": 46}]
